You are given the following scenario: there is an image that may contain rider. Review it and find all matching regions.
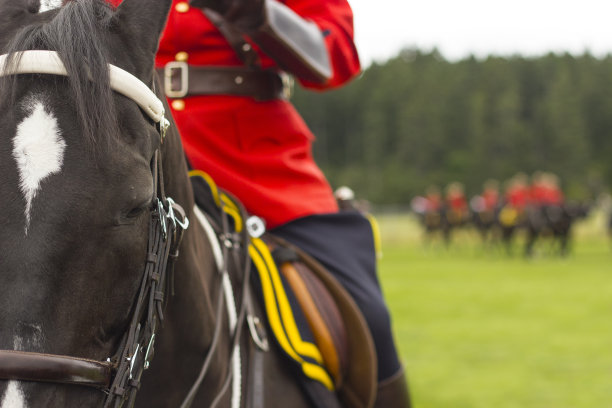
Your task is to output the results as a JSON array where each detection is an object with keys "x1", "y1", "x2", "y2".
[
  {"x1": 424, "y1": 185, "x2": 443, "y2": 213},
  {"x1": 530, "y1": 172, "x2": 564, "y2": 207},
  {"x1": 504, "y1": 173, "x2": 530, "y2": 211},
  {"x1": 481, "y1": 179, "x2": 500, "y2": 213},
  {"x1": 529, "y1": 171, "x2": 564, "y2": 224},
  {"x1": 444, "y1": 182, "x2": 468, "y2": 225},
  {"x1": 108, "y1": 0, "x2": 410, "y2": 406}
]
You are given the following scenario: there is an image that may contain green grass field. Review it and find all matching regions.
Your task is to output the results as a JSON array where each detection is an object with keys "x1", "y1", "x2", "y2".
[{"x1": 376, "y1": 211, "x2": 612, "y2": 408}]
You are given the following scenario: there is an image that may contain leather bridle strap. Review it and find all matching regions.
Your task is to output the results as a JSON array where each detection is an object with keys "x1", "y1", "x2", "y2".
[
  {"x1": 0, "y1": 350, "x2": 113, "y2": 389},
  {"x1": 104, "y1": 151, "x2": 188, "y2": 408}
]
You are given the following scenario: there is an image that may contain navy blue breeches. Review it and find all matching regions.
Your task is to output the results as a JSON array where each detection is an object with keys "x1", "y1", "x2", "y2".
[{"x1": 271, "y1": 211, "x2": 401, "y2": 381}]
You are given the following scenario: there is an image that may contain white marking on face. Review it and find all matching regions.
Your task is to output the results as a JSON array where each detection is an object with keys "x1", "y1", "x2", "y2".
[
  {"x1": 12, "y1": 99, "x2": 66, "y2": 234},
  {"x1": 0, "y1": 337, "x2": 29, "y2": 408},
  {"x1": 0, "y1": 382, "x2": 26, "y2": 408},
  {"x1": 39, "y1": 0, "x2": 63, "y2": 13}
]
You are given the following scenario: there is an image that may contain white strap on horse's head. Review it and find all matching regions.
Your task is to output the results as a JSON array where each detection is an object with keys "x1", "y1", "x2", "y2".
[{"x1": 0, "y1": 50, "x2": 165, "y2": 123}]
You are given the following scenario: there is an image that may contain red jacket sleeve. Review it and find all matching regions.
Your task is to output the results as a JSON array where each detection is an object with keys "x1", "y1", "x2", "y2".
[{"x1": 282, "y1": 0, "x2": 361, "y2": 90}]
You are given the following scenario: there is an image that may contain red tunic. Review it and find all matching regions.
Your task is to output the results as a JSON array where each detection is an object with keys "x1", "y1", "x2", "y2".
[
  {"x1": 447, "y1": 193, "x2": 467, "y2": 212},
  {"x1": 481, "y1": 189, "x2": 499, "y2": 211},
  {"x1": 425, "y1": 194, "x2": 442, "y2": 212},
  {"x1": 110, "y1": 0, "x2": 361, "y2": 228},
  {"x1": 506, "y1": 186, "x2": 530, "y2": 210},
  {"x1": 531, "y1": 184, "x2": 564, "y2": 206}
]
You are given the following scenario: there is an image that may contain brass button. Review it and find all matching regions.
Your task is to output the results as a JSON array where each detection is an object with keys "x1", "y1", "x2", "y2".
[
  {"x1": 175, "y1": 2, "x2": 189, "y2": 13},
  {"x1": 171, "y1": 99, "x2": 185, "y2": 111},
  {"x1": 175, "y1": 51, "x2": 189, "y2": 62}
]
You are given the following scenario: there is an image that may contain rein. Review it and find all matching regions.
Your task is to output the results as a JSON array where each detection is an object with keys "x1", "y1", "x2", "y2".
[{"x1": 0, "y1": 50, "x2": 189, "y2": 407}]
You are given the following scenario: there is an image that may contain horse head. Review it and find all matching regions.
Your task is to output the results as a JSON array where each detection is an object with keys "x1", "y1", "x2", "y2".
[{"x1": 0, "y1": 0, "x2": 185, "y2": 406}]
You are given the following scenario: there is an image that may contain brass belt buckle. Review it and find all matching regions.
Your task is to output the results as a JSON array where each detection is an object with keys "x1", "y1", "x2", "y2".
[{"x1": 164, "y1": 61, "x2": 188, "y2": 99}]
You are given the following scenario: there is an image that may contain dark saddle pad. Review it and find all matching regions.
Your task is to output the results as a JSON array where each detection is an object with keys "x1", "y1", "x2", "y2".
[{"x1": 189, "y1": 170, "x2": 377, "y2": 408}]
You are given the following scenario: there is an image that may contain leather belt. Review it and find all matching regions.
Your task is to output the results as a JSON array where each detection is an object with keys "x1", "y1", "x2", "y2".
[{"x1": 157, "y1": 63, "x2": 293, "y2": 101}]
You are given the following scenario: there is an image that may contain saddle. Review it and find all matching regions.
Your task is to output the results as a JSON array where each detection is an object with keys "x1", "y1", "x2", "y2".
[
  {"x1": 189, "y1": 170, "x2": 377, "y2": 408},
  {"x1": 499, "y1": 205, "x2": 520, "y2": 227}
]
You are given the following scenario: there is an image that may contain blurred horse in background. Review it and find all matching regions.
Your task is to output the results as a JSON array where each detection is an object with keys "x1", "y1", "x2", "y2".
[{"x1": 524, "y1": 202, "x2": 590, "y2": 257}]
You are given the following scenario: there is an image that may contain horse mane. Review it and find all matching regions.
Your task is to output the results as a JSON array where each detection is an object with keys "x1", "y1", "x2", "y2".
[{"x1": 1, "y1": 0, "x2": 118, "y2": 146}]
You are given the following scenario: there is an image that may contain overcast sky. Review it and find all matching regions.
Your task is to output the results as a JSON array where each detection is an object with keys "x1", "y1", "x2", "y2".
[{"x1": 350, "y1": 0, "x2": 612, "y2": 66}]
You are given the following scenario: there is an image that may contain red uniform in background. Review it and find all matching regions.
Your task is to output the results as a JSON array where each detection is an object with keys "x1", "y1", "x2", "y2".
[
  {"x1": 481, "y1": 188, "x2": 499, "y2": 211},
  {"x1": 447, "y1": 193, "x2": 467, "y2": 213},
  {"x1": 506, "y1": 183, "x2": 530, "y2": 210},
  {"x1": 425, "y1": 191, "x2": 442, "y2": 212},
  {"x1": 530, "y1": 181, "x2": 564, "y2": 206}
]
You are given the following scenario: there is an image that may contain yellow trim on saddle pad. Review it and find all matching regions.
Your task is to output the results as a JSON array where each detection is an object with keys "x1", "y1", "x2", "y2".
[
  {"x1": 189, "y1": 170, "x2": 221, "y2": 207},
  {"x1": 250, "y1": 238, "x2": 334, "y2": 391},
  {"x1": 189, "y1": 169, "x2": 333, "y2": 390},
  {"x1": 189, "y1": 170, "x2": 243, "y2": 233},
  {"x1": 365, "y1": 213, "x2": 383, "y2": 260},
  {"x1": 499, "y1": 206, "x2": 519, "y2": 227}
]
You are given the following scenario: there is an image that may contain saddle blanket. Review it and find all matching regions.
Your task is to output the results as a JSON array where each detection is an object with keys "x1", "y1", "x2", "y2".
[{"x1": 189, "y1": 170, "x2": 376, "y2": 408}]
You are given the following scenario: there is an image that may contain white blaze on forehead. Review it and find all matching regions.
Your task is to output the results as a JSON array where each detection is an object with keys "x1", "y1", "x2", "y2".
[
  {"x1": 39, "y1": 0, "x2": 63, "y2": 13},
  {"x1": 12, "y1": 99, "x2": 66, "y2": 233},
  {"x1": 0, "y1": 337, "x2": 29, "y2": 408},
  {"x1": 0, "y1": 382, "x2": 26, "y2": 408}
]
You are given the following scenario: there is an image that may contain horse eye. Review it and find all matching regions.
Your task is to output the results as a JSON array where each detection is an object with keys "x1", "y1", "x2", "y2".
[
  {"x1": 125, "y1": 201, "x2": 152, "y2": 219},
  {"x1": 125, "y1": 206, "x2": 147, "y2": 219}
]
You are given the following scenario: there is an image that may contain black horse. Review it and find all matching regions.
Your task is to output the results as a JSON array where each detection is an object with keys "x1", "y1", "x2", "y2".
[
  {"x1": 470, "y1": 206, "x2": 501, "y2": 245},
  {"x1": 0, "y1": 1, "x2": 375, "y2": 407},
  {"x1": 524, "y1": 203, "x2": 589, "y2": 257},
  {"x1": 412, "y1": 202, "x2": 468, "y2": 246},
  {"x1": 494, "y1": 204, "x2": 527, "y2": 255}
]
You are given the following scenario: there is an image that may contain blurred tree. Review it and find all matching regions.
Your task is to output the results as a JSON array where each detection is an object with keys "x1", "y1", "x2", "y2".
[{"x1": 291, "y1": 49, "x2": 611, "y2": 206}]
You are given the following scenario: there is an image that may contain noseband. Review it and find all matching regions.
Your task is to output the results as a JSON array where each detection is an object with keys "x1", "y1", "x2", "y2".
[{"x1": 0, "y1": 50, "x2": 189, "y2": 407}]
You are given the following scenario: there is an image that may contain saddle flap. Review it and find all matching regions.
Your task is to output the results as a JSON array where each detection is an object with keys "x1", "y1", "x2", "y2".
[
  {"x1": 267, "y1": 235, "x2": 377, "y2": 408},
  {"x1": 274, "y1": 249, "x2": 348, "y2": 387}
]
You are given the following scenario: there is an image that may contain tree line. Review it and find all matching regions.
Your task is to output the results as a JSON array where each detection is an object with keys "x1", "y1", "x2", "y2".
[{"x1": 292, "y1": 48, "x2": 612, "y2": 207}]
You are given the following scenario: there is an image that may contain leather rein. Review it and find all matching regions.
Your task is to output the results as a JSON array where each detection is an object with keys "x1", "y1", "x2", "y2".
[{"x1": 0, "y1": 51, "x2": 189, "y2": 407}]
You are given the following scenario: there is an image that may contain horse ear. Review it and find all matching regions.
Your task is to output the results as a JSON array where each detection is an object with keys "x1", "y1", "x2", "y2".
[
  {"x1": 115, "y1": 0, "x2": 172, "y2": 55},
  {"x1": 0, "y1": 1, "x2": 43, "y2": 51}
]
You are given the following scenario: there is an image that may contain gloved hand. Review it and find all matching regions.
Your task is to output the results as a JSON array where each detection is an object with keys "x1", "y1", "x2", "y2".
[
  {"x1": 190, "y1": 0, "x2": 332, "y2": 83},
  {"x1": 189, "y1": 0, "x2": 266, "y2": 32}
]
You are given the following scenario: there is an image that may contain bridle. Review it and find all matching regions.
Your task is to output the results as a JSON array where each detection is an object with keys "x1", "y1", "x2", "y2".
[
  {"x1": 0, "y1": 50, "x2": 189, "y2": 407},
  {"x1": 103, "y1": 147, "x2": 189, "y2": 408}
]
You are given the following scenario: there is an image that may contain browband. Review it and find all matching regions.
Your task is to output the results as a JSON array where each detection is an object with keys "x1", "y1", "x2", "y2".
[{"x1": 0, "y1": 50, "x2": 165, "y2": 123}]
